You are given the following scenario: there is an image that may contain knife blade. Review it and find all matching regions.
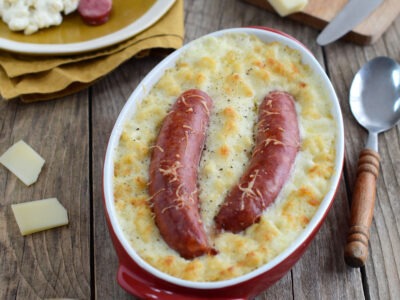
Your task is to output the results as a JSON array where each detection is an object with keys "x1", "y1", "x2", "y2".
[{"x1": 317, "y1": 0, "x2": 383, "y2": 46}]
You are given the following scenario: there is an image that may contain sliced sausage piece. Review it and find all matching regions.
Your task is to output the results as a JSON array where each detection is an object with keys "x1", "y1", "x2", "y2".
[
  {"x1": 149, "y1": 89, "x2": 214, "y2": 259},
  {"x1": 78, "y1": 0, "x2": 112, "y2": 25},
  {"x1": 215, "y1": 91, "x2": 300, "y2": 233}
]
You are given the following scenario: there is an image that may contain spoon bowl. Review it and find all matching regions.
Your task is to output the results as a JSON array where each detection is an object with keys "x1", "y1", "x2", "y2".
[
  {"x1": 350, "y1": 57, "x2": 400, "y2": 135},
  {"x1": 345, "y1": 56, "x2": 400, "y2": 267}
]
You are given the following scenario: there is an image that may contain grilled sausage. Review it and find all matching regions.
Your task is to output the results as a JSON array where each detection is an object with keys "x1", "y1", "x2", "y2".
[
  {"x1": 149, "y1": 89, "x2": 214, "y2": 259},
  {"x1": 78, "y1": 0, "x2": 112, "y2": 25},
  {"x1": 215, "y1": 91, "x2": 300, "y2": 233}
]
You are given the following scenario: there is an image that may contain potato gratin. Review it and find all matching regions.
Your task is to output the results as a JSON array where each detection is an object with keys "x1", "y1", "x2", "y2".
[{"x1": 113, "y1": 33, "x2": 337, "y2": 282}]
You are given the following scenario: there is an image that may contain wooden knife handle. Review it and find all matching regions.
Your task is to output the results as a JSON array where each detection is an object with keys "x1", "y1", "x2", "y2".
[{"x1": 344, "y1": 149, "x2": 380, "y2": 268}]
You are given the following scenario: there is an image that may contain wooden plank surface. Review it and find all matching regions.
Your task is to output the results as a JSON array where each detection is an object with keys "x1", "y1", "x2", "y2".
[
  {"x1": 0, "y1": 0, "x2": 399, "y2": 299},
  {"x1": 325, "y1": 16, "x2": 400, "y2": 299},
  {"x1": 91, "y1": 55, "x2": 162, "y2": 299},
  {"x1": 243, "y1": 0, "x2": 400, "y2": 45},
  {"x1": 0, "y1": 95, "x2": 91, "y2": 299}
]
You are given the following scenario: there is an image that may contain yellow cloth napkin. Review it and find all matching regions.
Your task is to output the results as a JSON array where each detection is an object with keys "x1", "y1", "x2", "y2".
[{"x1": 0, "y1": 0, "x2": 184, "y2": 102}]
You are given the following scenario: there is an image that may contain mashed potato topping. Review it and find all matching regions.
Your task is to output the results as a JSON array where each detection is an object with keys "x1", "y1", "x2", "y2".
[
  {"x1": 113, "y1": 33, "x2": 337, "y2": 282},
  {"x1": 0, "y1": 0, "x2": 78, "y2": 34}
]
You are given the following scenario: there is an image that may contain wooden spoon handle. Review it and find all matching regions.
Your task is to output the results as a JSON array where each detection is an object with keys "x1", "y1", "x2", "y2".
[{"x1": 344, "y1": 149, "x2": 380, "y2": 268}]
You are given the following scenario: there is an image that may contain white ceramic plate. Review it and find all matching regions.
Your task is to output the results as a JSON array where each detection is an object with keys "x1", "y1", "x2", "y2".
[{"x1": 0, "y1": 0, "x2": 176, "y2": 55}]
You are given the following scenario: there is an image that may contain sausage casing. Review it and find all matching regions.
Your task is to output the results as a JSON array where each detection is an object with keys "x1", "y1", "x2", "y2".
[
  {"x1": 78, "y1": 0, "x2": 112, "y2": 25},
  {"x1": 149, "y1": 89, "x2": 214, "y2": 259},
  {"x1": 215, "y1": 91, "x2": 300, "y2": 233}
]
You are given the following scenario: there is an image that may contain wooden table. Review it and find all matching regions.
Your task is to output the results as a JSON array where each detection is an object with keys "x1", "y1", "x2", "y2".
[{"x1": 1, "y1": 1, "x2": 399, "y2": 299}]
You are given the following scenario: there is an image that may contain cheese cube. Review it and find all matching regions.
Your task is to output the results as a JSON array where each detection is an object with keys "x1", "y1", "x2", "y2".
[
  {"x1": 11, "y1": 198, "x2": 68, "y2": 235},
  {"x1": 268, "y1": 0, "x2": 308, "y2": 16},
  {"x1": 0, "y1": 140, "x2": 45, "y2": 186}
]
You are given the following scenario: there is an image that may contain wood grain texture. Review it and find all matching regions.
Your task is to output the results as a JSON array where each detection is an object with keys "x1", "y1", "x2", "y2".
[
  {"x1": 1, "y1": 0, "x2": 400, "y2": 299},
  {"x1": 324, "y1": 13, "x2": 400, "y2": 300},
  {"x1": 91, "y1": 56, "x2": 162, "y2": 299},
  {"x1": 292, "y1": 176, "x2": 365, "y2": 300},
  {"x1": 243, "y1": 0, "x2": 400, "y2": 44},
  {"x1": 0, "y1": 95, "x2": 91, "y2": 299},
  {"x1": 344, "y1": 149, "x2": 380, "y2": 268}
]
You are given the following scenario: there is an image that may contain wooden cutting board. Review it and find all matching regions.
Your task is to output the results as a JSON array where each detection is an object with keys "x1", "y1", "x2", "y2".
[{"x1": 243, "y1": 0, "x2": 400, "y2": 45}]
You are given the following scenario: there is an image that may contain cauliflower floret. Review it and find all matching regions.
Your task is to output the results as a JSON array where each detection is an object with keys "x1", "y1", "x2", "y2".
[
  {"x1": 0, "y1": 0, "x2": 79, "y2": 34},
  {"x1": 63, "y1": 0, "x2": 79, "y2": 14}
]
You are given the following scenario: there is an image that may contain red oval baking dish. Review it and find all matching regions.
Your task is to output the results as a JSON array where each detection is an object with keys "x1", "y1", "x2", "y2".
[{"x1": 103, "y1": 27, "x2": 345, "y2": 299}]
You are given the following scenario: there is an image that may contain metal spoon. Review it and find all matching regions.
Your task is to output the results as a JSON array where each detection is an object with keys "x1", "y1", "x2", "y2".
[{"x1": 344, "y1": 56, "x2": 400, "y2": 267}]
